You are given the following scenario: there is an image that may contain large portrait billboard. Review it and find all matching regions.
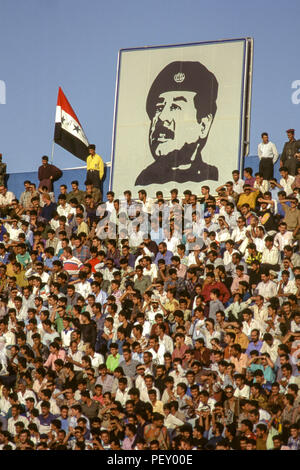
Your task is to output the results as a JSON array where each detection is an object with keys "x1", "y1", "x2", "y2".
[{"x1": 110, "y1": 38, "x2": 253, "y2": 197}]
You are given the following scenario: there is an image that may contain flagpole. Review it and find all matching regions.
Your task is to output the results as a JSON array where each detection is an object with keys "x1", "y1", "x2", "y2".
[{"x1": 50, "y1": 140, "x2": 55, "y2": 163}]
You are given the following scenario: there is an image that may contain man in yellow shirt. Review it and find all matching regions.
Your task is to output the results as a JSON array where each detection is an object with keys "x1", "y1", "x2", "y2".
[
  {"x1": 237, "y1": 185, "x2": 259, "y2": 210},
  {"x1": 86, "y1": 144, "x2": 104, "y2": 197}
]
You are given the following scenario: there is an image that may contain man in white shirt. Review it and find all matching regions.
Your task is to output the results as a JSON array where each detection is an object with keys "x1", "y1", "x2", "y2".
[
  {"x1": 115, "y1": 378, "x2": 130, "y2": 407},
  {"x1": 251, "y1": 296, "x2": 269, "y2": 326},
  {"x1": 141, "y1": 256, "x2": 158, "y2": 281},
  {"x1": 57, "y1": 194, "x2": 73, "y2": 220},
  {"x1": 156, "y1": 323, "x2": 174, "y2": 354},
  {"x1": 163, "y1": 404, "x2": 185, "y2": 429},
  {"x1": 0, "y1": 386, "x2": 10, "y2": 423},
  {"x1": 86, "y1": 343, "x2": 104, "y2": 368},
  {"x1": 256, "y1": 271, "x2": 278, "y2": 300},
  {"x1": 139, "y1": 375, "x2": 161, "y2": 402},
  {"x1": 66, "y1": 341, "x2": 83, "y2": 371},
  {"x1": 0, "y1": 321, "x2": 15, "y2": 346},
  {"x1": 274, "y1": 222, "x2": 293, "y2": 252},
  {"x1": 224, "y1": 203, "x2": 240, "y2": 230},
  {"x1": 105, "y1": 191, "x2": 115, "y2": 213},
  {"x1": 197, "y1": 390, "x2": 216, "y2": 411},
  {"x1": 25, "y1": 263, "x2": 50, "y2": 284},
  {"x1": 5, "y1": 220, "x2": 23, "y2": 242},
  {"x1": 146, "y1": 335, "x2": 166, "y2": 365},
  {"x1": 0, "y1": 185, "x2": 15, "y2": 218},
  {"x1": 7, "y1": 405, "x2": 28, "y2": 436},
  {"x1": 257, "y1": 132, "x2": 278, "y2": 180},
  {"x1": 169, "y1": 361, "x2": 188, "y2": 387},
  {"x1": 138, "y1": 189, "x2": 154, "y2": 214},
  {"x1": 242, "y1": 310, "x2": 262, "y2": 338},
  {"x1": 231, "y1": 217, "x2": 247, "y2": 247},
  {"x1": 61, "y1": 319, "x2": 74, "y2": 349},
  {"x1": 17, "y1": 381, "x2": 37, "y2": 407},
  {"x1": 223, "y1": 240, "x2": 238, "y2": 267},
  {"x1": 254, "y1": 173, "x2": 269, "y2": 194},
  {"x1": 280, "y1": 167, "x2": 295, "y2": 196},
  {"x1": 232, "y1": 170, "x2": 244, "y2": 194},
  {"x1": 277, "y1": 271, "x2": 297, "y2": 300},
  {"x1": 233, "y1": 375, "x2": 250, "y2": 399},
  {"x1": 135, "y1": 315, "x2": 151, "y2": 338},
  {"x1": 260, "y1": 334, "x2": 281, "y2": 363},
  {"x1": 261, "y1": 236, "x2": 280, "y2": 270}
]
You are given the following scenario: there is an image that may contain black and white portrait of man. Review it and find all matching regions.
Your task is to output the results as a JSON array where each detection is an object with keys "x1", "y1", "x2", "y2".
[{"x1": 135, "y1": 61, "x2": 219, "y2": 186}]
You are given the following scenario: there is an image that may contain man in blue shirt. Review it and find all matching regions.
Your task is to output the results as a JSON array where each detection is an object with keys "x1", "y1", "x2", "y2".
[
  {"x1": 20, "y1": 221, "x2": 34, "y2": 249},
  {"x1": 38, "y1": 401, "x2": 57, "y2": 434},
  {"x1": 248, "y1": 352, "x2": 276, "y2": 387},
  {"x1": 40, "y1": 193, "x2": 57, "y2": 222},
  {"x1": 150, "y1": 218, "x2": 165, "y2": 245},
  {"x1": 269, "y1": 179, "x2": 281, "y2": 201},
  {"x1": 44, "y1": 247, "x2": 58, "y2": 271},
  {"x1": 154, "y1": 242, "x2": 173, "y2": 266},
  {"x1": 245, "y1": 329, "x2": 263, "y2": 357},
  {"x1": 58, "y1": 405, "x2": 70, "y2": 433},
  {"x1": 0, "y1": 221, "x2": 7, "y2": 241},
  {"x1": 0, "y1": 243, "x2": 9, "y2": 264}
]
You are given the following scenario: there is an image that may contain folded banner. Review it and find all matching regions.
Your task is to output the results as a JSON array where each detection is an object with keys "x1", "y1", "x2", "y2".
[{"x1": 54, "y1": 87, "x2": 89, "y2": 161}]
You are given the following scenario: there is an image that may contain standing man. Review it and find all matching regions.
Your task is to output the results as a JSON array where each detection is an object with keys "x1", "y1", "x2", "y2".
[
  {"x1": 86, "y1": 144, "x2": 104, "y2": 198},
  {"x1": 280, "y1": 129, "x2": 300, "y2": 176},
  {"x1": 258, "y1": 132, "x2": 278, "y2": 180},
  {"x1": 0, "y1": 184, "x2": 15, "y2": 218},
  {"x1": 0, "y1": 154, "x2": 6, "y2": 186},
  {"x1": 19, "y1": 180, "x2": 32, "y2": 209},
  {"x1": 38, "y1": 155, "x2": 63, "y2": 192}
]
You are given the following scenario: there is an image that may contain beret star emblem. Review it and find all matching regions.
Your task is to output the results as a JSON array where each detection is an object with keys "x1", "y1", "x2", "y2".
[{"x1": 174, "y1": 72, "x2": 185, "y2": 83}]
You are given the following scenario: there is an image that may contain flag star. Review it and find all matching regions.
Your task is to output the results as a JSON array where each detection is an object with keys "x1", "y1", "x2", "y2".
[
  {"x1": 61, "y1": 116, "x2": 65, "y2": 123},
  {"x1": 73, "y1": 124, "x2": 80, "y2": 133}
]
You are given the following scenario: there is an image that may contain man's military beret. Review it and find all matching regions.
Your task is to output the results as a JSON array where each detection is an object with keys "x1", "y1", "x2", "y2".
[{"x1": 146, "y1": 61, "x2": 218, "y2": 120}]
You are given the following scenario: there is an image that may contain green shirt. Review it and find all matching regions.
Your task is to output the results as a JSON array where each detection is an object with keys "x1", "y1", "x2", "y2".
[
  {"x1": 133, "y1": 275, "x2": 151, "y2": 295},
  {"x1": 67, "y1": 190, "x2": 86, "y2": 205},
  {"x1": 16, "y1": 252, "x2": 31, "y2": 268},
  {"x1": 106, "y1": 353, "x2": 121, "y2": 372},
  {"x1": 55, "y1": 315, "x2": 64, "y2": 334}
]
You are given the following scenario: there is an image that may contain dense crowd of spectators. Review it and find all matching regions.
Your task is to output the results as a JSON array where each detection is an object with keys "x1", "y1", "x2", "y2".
[{"x1": 0, "y1": 149, "x2": 299, "y2": 451}]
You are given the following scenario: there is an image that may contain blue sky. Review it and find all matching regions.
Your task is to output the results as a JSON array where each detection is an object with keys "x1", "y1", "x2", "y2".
[{"x1": 1, "y1": 0, "x2": 300, "y2": 173}]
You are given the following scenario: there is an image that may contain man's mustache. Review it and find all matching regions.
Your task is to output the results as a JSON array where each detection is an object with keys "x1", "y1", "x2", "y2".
[{"x1": 151, "y1": 122, "x2": 175, "y2": 141}]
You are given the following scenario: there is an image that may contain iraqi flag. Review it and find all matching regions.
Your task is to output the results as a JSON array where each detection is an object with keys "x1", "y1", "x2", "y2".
[{"x1": 54, "y1": 87, "x2": 89, "y2": 161}]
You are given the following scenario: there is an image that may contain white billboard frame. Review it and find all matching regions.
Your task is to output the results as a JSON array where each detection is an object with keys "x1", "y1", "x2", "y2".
[{"x1": 110, "y1": 37, "x2": 253, "y2": 197}]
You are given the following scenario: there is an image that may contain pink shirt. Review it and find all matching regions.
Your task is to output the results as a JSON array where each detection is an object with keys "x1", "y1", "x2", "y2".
[
  {"x1": 231, "y1": 274, "x2": 249, "y2": 293},
  {"x1": 230, "y1": 353, "x2": 248, "y2": 374},
  {"x1": 172, "y1": 343, "x2": 189, "y2": 360},
  {"x1": 122, "y1": 436, "x2": 136, "y2": 450},
  {"x1": 176, "y1": 264, "x2": 187, "y2": 278},
  {"x1": 44, "y1": 350, "x2": 66, "y2": 370}
]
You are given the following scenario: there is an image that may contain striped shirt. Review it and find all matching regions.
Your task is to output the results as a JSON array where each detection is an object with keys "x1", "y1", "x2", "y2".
[
  {"x1": 63, "y1": 256, "x2": 83, "y2": 276},
  {"x1": 72, "y1": 245, "x2": 90, "y2": 263}
]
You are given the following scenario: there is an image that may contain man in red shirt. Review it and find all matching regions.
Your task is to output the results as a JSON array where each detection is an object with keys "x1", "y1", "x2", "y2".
[
  {"x1": 201, "y1": 272, "x2": 230, "y2": 304},
  {"x1": 86, "y1": 247, "x2": 104, "y2": 273},
  {"x1": 172, "y1": 333, "x2": 189, "y2": 360}
]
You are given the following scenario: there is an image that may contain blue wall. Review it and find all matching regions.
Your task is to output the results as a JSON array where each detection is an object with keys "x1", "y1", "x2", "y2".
[
  {"x1": 244, "y1": 155, "x2": 281, "y2": 181},
  {"x1": 5, "y1": 155, "x2": 280, "y2": 203},
  {"x1": 6, "y1": 165, "x2": 111, "y2": 202}
]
